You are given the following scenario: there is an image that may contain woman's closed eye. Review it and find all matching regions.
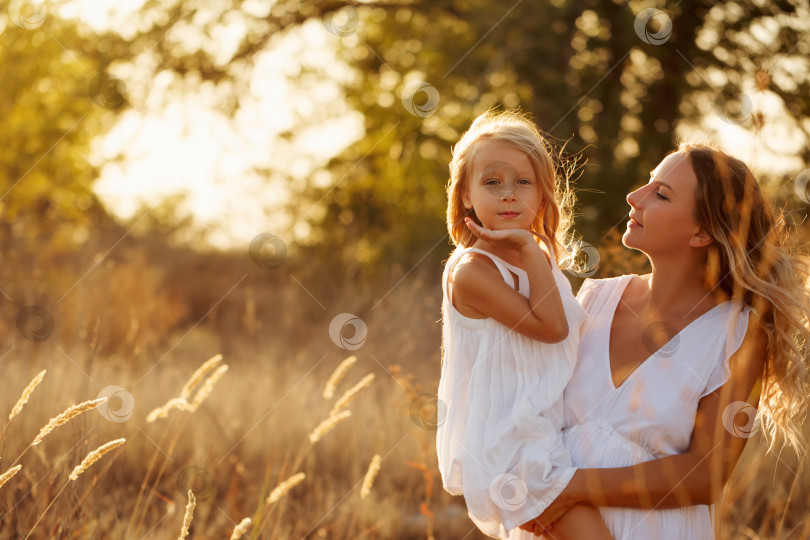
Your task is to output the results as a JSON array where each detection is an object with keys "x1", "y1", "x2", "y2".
[{"x1": 655, "y1": 191, "x2": 668, "y2": 200}]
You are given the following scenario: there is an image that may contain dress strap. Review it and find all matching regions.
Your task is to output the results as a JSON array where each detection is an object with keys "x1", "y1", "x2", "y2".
[
  {"x1": 443, "y1": 247, "x2": 516, "y2": 297},
  {"x1": 445, "y1": 243, "x2": 553, "y2": 295},
  {"x1": 464, "y1": 248, "x2": 520, "y2": 290}
]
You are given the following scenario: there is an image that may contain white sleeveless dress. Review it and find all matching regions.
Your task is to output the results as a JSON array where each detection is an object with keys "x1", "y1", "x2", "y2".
[
  {"x1": 437, "y1": 244, "x2": 588, "y2": 539},
  {"x1": 562, "y1": 275, "x2": 753, "y2": 539}
]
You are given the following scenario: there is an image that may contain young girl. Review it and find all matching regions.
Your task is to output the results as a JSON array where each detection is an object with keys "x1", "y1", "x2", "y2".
[{"x1": 436, "y1": 110, "x2": 612, "y2": 539}]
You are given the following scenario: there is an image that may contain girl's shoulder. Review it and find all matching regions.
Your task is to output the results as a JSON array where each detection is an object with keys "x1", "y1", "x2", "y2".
[
  {"x1": 446, "y1": 246, "x2": 507, "y2": 275},
  {"x1": 447, "y1": 249, "x2": 504, "y2": 287}
]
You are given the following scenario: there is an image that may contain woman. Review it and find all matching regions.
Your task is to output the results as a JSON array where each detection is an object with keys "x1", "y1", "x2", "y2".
[{"x1": 477, "y1": 142, "x2": 810, "y2": 538}]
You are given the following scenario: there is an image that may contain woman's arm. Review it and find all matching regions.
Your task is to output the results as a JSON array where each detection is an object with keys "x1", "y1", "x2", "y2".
[
  {"x1": 451, "y1": 219, "x2": 568, "y2": 342},
  {"x1": 523, "y1": 315, "x2": 767, "y2": 533}
]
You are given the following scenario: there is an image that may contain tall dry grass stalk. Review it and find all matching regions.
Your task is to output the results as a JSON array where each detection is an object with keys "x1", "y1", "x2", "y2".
[
  {"x1": 322, "y1": 355, "x2": 357, "y2": 399},
  {"x1": 146, "y1": 359, "x2": 228, "y2": 422},
  {"x1": 308, "y1": 410, "x2": 351, "y2": 444},
  {"x1": 228, "y1": 517, "x2": 252, "y2": 539},
  {"x1": 179, "y1": 354, "x2": 223, "y2": 400},
  {"x1": 329, "y1": 373, "x2": 375, "y2": 417},
  {"x1": 360, "y1": 454, "x2": 381, "y2": 500},
  {"x1": 69, "y1": 438, "x2": 126, "y2": 481},
  {"x1": 405, "y1": 461, "x2": 437, "y2": 540},
  {"x1": 8, "y1": 369, "x2": 46, "y2": 423},
  {"x1": 0, "y1": 465, "x2": 22, "y2": 490},
  {"x1": 145, "y1": 397, "x2": 190, "y2": 423},
  {"x1": 266, "y1": 472, "x2": 305, "y2": 504},
  {"x1": 188, "y1": 365, "x2": 228, "y2": 411},
  {"x1": 178, "y1": 489, "x2": 196, "y2": 539},
  {"x1": 388, "y1": 364, "x2": 420, "y2": 402},
  {"x1": 31, "y1": 397, "x2": 107, "y2": 447}
]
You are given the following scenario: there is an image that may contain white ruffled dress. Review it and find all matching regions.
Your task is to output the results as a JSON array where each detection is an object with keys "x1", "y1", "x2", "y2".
[{"x1": 437, "y1": 245, "x2": 588, "y2": 539}]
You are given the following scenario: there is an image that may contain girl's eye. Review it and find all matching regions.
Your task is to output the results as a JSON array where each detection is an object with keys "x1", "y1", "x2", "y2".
[
  {"x1": 655, "y1": 192, "x2": 668, "y2": 200},
  {"x1": 485, "y1": 178, "x2": 499, "y2": 185},
  {"x1": 518, "y1": 178, "x2": 531, "y2": 184}
]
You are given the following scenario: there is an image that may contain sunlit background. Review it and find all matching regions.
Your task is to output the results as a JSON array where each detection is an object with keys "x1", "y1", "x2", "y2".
[
  {"x1": 66, "y1": 0, "x2": 363, "y2": 248},
  {"x1": 10, "y1": 0, "x2": 810, "y2": 250}
]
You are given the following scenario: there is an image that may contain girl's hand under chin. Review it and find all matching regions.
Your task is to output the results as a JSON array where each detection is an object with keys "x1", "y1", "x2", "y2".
[{"x1": 464, "y1": 217, "x2": 546, "y2": 252}]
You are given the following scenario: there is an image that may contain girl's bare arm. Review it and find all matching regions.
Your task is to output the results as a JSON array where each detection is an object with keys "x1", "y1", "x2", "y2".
[{"x1": 451, "y1": 222, "x2": 567, "y2": 343}]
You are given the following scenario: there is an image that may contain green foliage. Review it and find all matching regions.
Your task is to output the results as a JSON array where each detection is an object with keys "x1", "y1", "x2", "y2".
[
  {"x1": 0, "y1": 3, "x2": 109, "y2": 250},
  {"x1": 289, "y1": 0, "x2": 810, "y2": 277},
  {"x1": 1, "y1": 0, "x2": 807, "y2": 275}
]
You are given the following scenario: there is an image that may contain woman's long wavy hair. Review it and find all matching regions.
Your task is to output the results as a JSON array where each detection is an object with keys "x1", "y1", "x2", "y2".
[
  {"x1": 446, "y1": 109, "x2": 582, "y2": 269},
  {"x1": 682, "y1": 142, "x2": 810, "y2": 458}
]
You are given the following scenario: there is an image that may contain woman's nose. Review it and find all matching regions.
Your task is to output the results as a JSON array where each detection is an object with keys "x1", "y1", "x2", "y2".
[{"x1": 626, "y1": 186, "x2": 643, "y2": 208}]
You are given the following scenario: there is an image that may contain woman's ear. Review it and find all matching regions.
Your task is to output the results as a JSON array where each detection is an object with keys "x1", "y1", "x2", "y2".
[{"x1": 689, "y1": 228, "x2": 714, "y2": 249}]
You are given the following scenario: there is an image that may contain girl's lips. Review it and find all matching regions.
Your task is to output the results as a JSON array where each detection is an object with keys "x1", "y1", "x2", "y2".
[
  {"x1": 628, "y1": 218, "x2": 643, "y2": 228},
  {"x1": 499, "y1": 212, "x2": 520, "y2": 218}
]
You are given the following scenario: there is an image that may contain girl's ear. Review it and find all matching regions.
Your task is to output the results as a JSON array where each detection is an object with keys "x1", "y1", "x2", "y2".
[
  {"x1": 537, "y1": 196, "x2": 548, "y2": 218},
  {"x1": 462, "y1": 187, "x2": 472, "y2": 209},
  {"x1": 689, "y1": 227, "x2": 713, "y2": 249}
]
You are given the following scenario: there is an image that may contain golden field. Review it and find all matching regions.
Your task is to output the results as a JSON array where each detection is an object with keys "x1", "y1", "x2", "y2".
[{"x1": 0, "y1": 233, "x2": 807, "y2": 539}]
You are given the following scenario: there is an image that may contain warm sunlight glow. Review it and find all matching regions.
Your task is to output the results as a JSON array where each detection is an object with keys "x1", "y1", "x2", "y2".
[{"x1": 66, "y1": 1, "x2": 363, "y2": 249}]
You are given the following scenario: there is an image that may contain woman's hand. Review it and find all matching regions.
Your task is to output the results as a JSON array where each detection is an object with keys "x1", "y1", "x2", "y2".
[
  {"x1": 518, "y1": 478, "x2": 582, "y2": 536},
  {"x1": 518, "y1": 519, "x2": 553, "y2": 536},
  {"x1": 517, "y1": 497, "x2": 573, "y2": 537},
  {"x1": 526, "y1": 497, "x2": 577, "y2": 536},
  {"x1": 464, "y1": 217, "x2": 544, "y2": 253}
]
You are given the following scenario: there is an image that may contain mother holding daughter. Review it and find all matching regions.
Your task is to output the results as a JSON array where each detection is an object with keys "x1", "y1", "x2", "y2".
[{"x1": 437, "y1": 109, "x2": 810, "y2": 539}]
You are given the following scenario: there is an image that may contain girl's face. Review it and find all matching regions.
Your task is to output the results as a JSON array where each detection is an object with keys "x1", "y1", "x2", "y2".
[
  {"x1": 462, "y1": 140, "x2": 544, "y2": 232},
  {"x1": 623, "y1": 151, "x2": 711, "y2": 254}
]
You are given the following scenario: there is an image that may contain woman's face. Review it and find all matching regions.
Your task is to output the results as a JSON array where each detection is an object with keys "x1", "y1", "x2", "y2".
[
  {"x1": 623, "y1": 151, "x2": 711, "y2": 255},
  {"x1": 462, "y1": 140, "x2": 544, "y2": 232}
]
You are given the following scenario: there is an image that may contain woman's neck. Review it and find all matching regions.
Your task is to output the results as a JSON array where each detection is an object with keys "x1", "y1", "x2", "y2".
[{"x1": 646, "y1": 254, "x2": 720, "y2": 318}]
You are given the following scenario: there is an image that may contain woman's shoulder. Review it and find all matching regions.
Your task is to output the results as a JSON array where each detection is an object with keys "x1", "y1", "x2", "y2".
[
  {"x1": 576, "y1": 273, "x2": 642, "y2": 311},
  {"x1": 577, "y1": 273, "x2": 639, "y2": 293}
]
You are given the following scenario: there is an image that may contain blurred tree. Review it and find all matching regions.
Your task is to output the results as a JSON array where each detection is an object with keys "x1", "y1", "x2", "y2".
[
  {"x1": 305, "y1": 0, "x2": 810, "y2": 278},
  {"x1": 245, "y1": 0, "x2": 808, "y2": 279},
  {"x1": 2, "y1": 0, "x2": 807, "y2": 278},
  {"x1": 0, "y1": 1, "x2": 116, "y2": 252},
  {"x1": 0, "y1": 0, "x2": 221, "y2": 255}
]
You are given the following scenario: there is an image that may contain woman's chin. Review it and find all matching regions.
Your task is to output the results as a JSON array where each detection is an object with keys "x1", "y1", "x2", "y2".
[{"x1": 621, "y1": 230, "x2": 643, "y2": 250}]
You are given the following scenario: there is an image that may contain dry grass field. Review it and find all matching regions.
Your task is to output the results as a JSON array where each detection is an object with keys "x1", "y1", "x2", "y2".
[{"x1": 0, "y1": 233, "x2": 807, "y2": 539}]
